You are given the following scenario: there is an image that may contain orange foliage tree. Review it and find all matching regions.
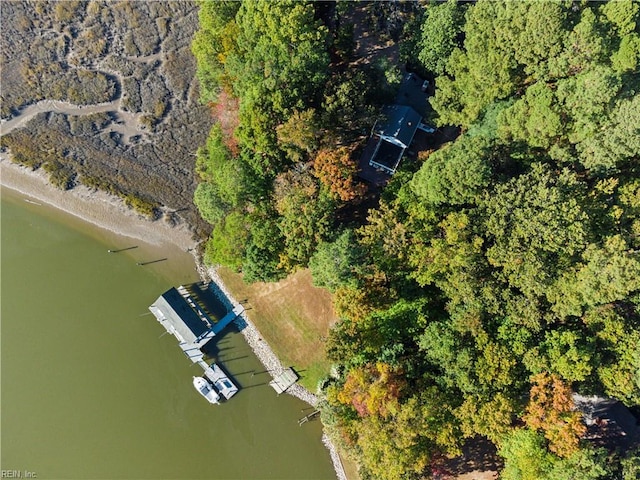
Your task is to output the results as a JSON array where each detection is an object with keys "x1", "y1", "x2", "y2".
[
  {"x1": 336, "y1": 363, "x2": 406, "y2": 418},
  {"x1": 313, "y1": 146, "x2": 366, "y2": 202},
  {"x1": 210, "y1": 88, "x2": 240, "y2": 156},
  {"x1": 523, "y1": 372, "x2": 587, "y2": 458}
]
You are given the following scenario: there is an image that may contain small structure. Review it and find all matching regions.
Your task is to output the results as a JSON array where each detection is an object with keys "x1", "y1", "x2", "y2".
[
  {"x1": 359, "y1": 72, "x2": 434, "y2": 184},
  {"x1": 149, "y1": 287, "x2": 216, "y2": 363},
  {"x1": 199, "y1": 360, "x2": 238, "y2": 400},
  {"x1": 368, "y1": 105, "x2": 422, "y2": 175},
  {"x1": 574, "y1": 394, "x2": 640, "y2": 450},
  {"x1": 269, "y1": 368, "x2": 299, "y2": 395}
]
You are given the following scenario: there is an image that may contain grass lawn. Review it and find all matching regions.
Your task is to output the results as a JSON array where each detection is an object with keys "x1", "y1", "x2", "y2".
[{"x1": 217, "y1": 266, "x2": 337, "y2": 392}]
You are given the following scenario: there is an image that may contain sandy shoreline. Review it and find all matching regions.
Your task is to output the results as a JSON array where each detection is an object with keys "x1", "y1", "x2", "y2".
[
  {"x1": 1, "y1": 156, "x2": 196, "y2": 251},
  {"x1": 1, "y1": 157, "x2": 348, "y2": 480}
]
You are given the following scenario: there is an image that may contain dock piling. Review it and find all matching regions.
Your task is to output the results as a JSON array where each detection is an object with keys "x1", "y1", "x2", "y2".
[
  {"x1": 108, "y1": 246, "x2": 138, "y2": 253},
  {"x1": 298, "y1": 410, "x2": 320, "y2": 426},
  {"x1": 137, "y1": 258, "x2": 167, "y2": 266}
]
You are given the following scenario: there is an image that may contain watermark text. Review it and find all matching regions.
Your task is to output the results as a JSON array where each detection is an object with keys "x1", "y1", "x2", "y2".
[{"x1": 1, "y1": 471, "x2": 38, "y2": 479}]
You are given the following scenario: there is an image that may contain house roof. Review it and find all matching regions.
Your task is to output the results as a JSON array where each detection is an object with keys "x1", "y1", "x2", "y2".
[
  {"x1": 376, "y1": 105, "x2": 422, "y2": 148},
  {"x1": 370, "y1": 137, "x2": 405, "y2": 174},
  {"x1": 152, "y1": 287, "x2": 210, "y2": 344}
]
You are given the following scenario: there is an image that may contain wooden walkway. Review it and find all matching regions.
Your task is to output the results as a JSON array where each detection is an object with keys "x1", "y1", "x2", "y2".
[{"x1": 212, "y1": 305, "x2": 244, "y2": 335}]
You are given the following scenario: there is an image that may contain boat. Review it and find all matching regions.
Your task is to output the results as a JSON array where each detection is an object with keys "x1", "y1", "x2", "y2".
[
  {"x1": 193, "y1": 376, "x2": 220, "y2": 404},
  {"x1": 202, "y1": 362, "x2": 239, "y2": 400}
]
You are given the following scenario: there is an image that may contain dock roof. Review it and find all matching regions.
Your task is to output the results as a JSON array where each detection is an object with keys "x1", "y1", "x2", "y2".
[{"x1": 153, "y1": 287, "x2": 209, "y2": 344}]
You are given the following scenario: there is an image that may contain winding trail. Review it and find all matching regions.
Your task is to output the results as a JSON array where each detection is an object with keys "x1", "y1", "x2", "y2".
[
  {"x1": 0, "y1": 68, "x2": 147, "y2": 143},
  {"x1": 1, "y1": 99, "x2": 118, "y2": 134}
]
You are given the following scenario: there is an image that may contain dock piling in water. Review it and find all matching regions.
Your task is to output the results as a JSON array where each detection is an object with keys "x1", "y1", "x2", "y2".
[
  {"x1": 137, "y1": 258, "x2": 167, "y2": 266},
  {"x1": 108, "y1": 246, "x2": 138, "y2": 253}
]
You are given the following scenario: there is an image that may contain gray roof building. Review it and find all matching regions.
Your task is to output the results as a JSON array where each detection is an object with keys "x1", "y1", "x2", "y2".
[
  {"x1": 149, "y1": 287, "x2": 216, "y2": 363},
  {"x1": 149, "y1": 286, "x2": 244, "y2": 364},
  {"x1": 369, "y1": 105, "x2": 422, "y2": 175},
  {"x1": 375, "y1": 105, "x2": 422, "y2": 148}
]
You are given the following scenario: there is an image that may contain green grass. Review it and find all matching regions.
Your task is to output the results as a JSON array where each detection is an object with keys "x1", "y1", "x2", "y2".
[{"x1": 218, "y1": 267, "x2": 336, "y2": 392}]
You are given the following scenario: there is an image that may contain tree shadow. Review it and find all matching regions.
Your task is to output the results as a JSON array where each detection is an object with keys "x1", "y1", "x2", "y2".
[{"x1": 439, "y1": 437, "x2": 502, "y2": 478}]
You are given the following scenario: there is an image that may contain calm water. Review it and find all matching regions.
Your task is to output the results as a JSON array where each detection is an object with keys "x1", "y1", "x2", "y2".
[{"x1": 1, "y1": 191, "x2": 334, "y2": 479}]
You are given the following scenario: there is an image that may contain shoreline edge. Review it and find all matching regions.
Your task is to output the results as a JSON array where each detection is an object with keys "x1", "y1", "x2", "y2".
[{"x1": 0, "y1": 158, "x2": 348, "y2": 480}]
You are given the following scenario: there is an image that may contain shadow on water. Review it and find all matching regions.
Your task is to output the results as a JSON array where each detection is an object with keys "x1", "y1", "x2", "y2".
[
  {"x1": 220, "y1": 355, "x2": 248, "y2": 363},
  {"x1": 178, "y1": 281, "x2": 265, "y2": 394},
  {"x1": 183, "y1": 282, "x2": 228, "y2": 321}
]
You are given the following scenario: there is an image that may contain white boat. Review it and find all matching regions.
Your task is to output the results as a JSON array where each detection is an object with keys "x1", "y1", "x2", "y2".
[
  {"x1": 201, "y1": 362, "x2": 239, "y2": 400},
  {"x1": 193, "y1": 376, "x2": 220, "y2": 404}
]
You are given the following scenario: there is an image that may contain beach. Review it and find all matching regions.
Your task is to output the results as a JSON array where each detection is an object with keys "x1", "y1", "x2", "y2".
[
  {"x1": 0, "y1": 156, "x2": 196, "y2": 251},
  {"x1": 1, "y1": 157, "x2": 348, "y2": 480}
]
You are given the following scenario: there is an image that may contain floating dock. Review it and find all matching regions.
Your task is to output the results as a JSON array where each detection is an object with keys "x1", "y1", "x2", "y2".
[
  {"x1": 199, "y1": 360, "x2": 238, "y2": 400},
  {"x1": 270, "y1": 368, "x2": 299, "y2": 394}
]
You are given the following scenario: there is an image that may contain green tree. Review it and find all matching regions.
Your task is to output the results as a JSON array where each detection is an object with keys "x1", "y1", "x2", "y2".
[
  {"x1": 417, "y1": 0, "x2": 465, "y2": 75},
  {"x1": 227, "y1": 0, "x2": 329, "y2": 160},
  {"x1": 309, "y1": 230, "x2": 363, "y2": 293},
  {"x1": 203, "y1": 211, "x2": 250, "y2": 270},
  {"x1": 497, "y1": 82, "x2": 563, "y2": 149},
  {"x1": 575, "y1": 95, "x2": 640, "y2": 173},
  {"x1": 483, "y1": 163, "x2": 591, "y2": 299},
  {"x1": 193, "y1": 181, "x2": 228, "y2": 226},
  {"x1": 410, "y1": 135, "x2": 492, "y2": 206},
  {"x1": 455, "y1": 392, "x2": 517, "y2": 443},
  {"x1": 584, "y1": 305, "x2": 640, "y2": 405},
  {"x1": 547, "y1": 447, "x2": 611, "y2": 480},
  {"x1": 195, "y1": 124, "x2": 247, "y2": 207},
  {"x1": 622, "y1": 447, "x2": 640, "y2": 480},
  {"x1": 499, "y1": 429, "x2": 555, "y2": 480},
  {"x1": 431, "y1": 0, "x2": 520, "y2": 127},
  {"x1": 550, "y1": 235, "x2": 640, "y2": 318},
  {"x1": 191, "y1": 1, "x2": 240, "y2": 102},
  {"x1": 273, "y1": 167, "x2": 336, "y2": 269},
  {"x1": 242, "y1": 210, "x2": 286, "y2": 283}
]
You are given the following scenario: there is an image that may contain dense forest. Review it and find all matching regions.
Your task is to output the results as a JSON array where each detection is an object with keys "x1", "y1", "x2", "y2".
[{"x1": 191, "y1": 1, "x2": 640, "y2": 479}]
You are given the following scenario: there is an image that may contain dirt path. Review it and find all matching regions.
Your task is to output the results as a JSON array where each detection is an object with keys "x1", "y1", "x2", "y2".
[{"x1": 0, "y1": 65, "x2": 147, "y2": 144}]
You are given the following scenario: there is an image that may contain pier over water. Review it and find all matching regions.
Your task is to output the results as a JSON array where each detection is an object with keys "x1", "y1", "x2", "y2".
[{"x1": 149, "y1": 285, "x2": 244, "y2": 402}]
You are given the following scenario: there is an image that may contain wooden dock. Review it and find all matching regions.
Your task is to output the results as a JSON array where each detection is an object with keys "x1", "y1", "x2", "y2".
[
  {"x1": 298, "y1": 410, "x2": 320, "y2": 426},
  {"x1": 269, "y1": 368, "x2": 298, "y2": 394}
]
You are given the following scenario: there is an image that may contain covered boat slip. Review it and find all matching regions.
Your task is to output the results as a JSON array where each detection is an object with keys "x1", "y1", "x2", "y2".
[
  {"x1": 198, "y1": 360, "x2": 238, "y2": 400},
  {"x1": 149, "y1": 284, "x2": 244, "y2": 403}
]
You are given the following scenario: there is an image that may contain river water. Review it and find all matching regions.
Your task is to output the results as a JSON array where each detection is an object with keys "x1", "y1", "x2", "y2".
[{"x1": 1, "y1": 190, "x2": 335, "y2": 479}]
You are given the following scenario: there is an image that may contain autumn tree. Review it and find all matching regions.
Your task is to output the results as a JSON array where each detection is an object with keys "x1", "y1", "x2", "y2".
[
  {"x1": 313, "y1": 146, "x2": 366, "y2": 202},
  {"x1": 522, "y1": 373, "x2": 586, "y2": 458},
  {"x1": 276, "y1": 109, "x2": 319, "y2": 162}
]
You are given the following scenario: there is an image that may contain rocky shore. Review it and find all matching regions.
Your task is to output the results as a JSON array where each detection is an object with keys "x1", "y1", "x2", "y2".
[
  {"x1": 198, "y1": 266, "x2": 348, "y2": 480},
  {"x1": 1, "y1": 158, "x2": 348, "y2": 480}
]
